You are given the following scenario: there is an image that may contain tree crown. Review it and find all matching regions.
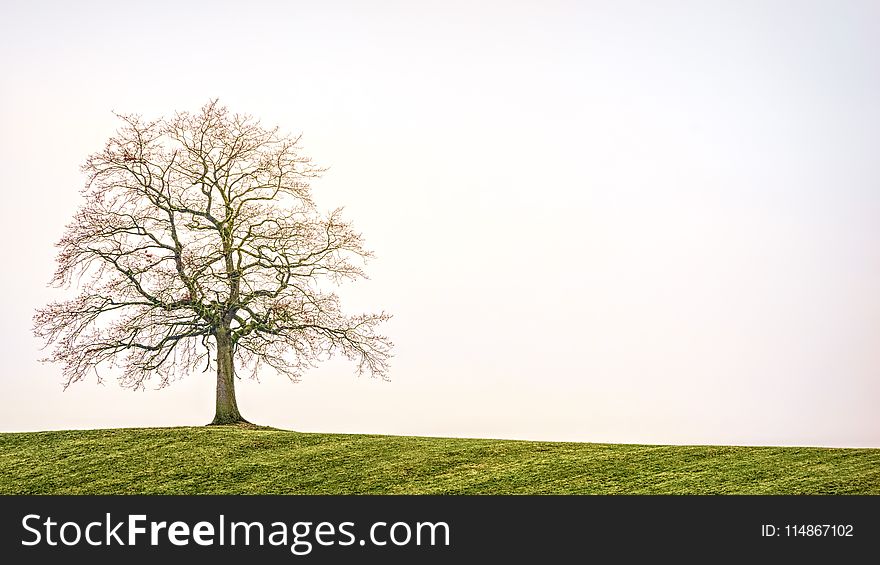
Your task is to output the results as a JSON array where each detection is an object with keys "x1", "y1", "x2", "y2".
[{"x1": 34, "y1": 100, "x2": 392, "y2": 390}]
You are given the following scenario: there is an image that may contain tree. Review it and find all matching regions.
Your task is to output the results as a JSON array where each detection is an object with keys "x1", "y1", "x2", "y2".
[{"x1": 33, "y1": 100, "x2": 392, "y2": 424}]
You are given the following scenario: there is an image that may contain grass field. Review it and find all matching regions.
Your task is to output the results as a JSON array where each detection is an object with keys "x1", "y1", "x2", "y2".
[{"x1": 1, "y1": 426, "x2": 878, "y2": 494}]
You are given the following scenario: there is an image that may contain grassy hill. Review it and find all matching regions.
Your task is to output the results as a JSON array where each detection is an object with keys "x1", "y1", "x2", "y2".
[{"x1": 1, "y1": 426, "x2": 878, "y2": 494}]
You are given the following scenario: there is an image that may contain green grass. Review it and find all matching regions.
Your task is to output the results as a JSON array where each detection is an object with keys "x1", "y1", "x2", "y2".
[{"x1": 0, "y1": 426, "x2": 877, "y2": 494}]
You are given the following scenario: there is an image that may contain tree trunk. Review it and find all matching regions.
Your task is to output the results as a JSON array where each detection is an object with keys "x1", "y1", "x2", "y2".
[{"x1": 210, "y1": 327, "x2": 247, "y2": 425}]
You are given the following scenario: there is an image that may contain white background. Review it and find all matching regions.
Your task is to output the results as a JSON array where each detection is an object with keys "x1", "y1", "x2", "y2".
[{"x1": 1, "y1": 1, "x2": 878, "y2": 446}]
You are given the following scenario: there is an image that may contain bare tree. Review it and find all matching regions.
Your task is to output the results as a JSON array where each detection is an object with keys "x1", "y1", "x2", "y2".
[{"x1": 33, "y1": 100, "x2": 392, "y2": 424}]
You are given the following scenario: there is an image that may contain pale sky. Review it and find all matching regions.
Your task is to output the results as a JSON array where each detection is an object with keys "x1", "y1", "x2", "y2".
[{"x1": 1, "y1": 0, "x2": 878, "y2": 446}]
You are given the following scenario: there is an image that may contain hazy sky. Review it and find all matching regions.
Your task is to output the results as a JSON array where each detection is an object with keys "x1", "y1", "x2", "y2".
[{"x1": 1, "y1": 0, "x2": 878, "y2": 446}]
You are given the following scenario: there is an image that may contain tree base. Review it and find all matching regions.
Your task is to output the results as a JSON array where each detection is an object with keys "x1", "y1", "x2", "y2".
[{"x1": 207, "y1": 415, "x2": 252, "y2": 426}]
